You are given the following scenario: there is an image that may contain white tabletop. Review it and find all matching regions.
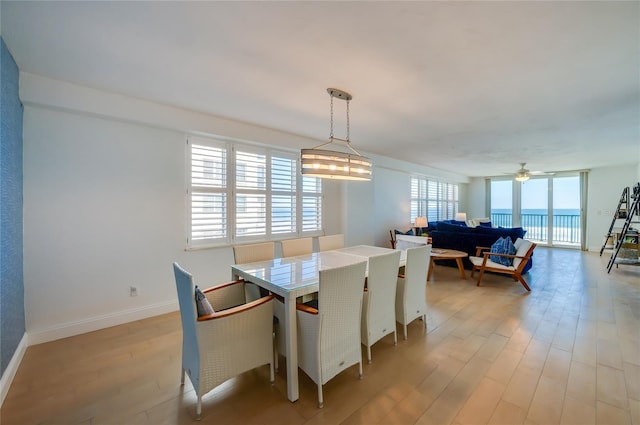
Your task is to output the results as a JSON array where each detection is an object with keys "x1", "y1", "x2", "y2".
[
  {"x1": 231, "y1": 250, "x2": 367, "y2": 299},
  {"x1": 334, "y1": 244, "x2": 406, "y2": 267}
]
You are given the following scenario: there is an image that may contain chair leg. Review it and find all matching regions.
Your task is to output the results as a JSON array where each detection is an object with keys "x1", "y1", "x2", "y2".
[
  {"x1": 422, "y1": 314, "x2": 427, "y2": 328},
  {"x1": 318, "y1": 384, "x2": 324, "y2": 408},
  {"x1": 196, "y1": 395, "x2": 202, "y2": 420},
  {"x1": 516, "y1": 274, "x2": 532, "y2": 291},
  {"x1": 358, "y1": 360, "x2": 363, "y2": 379},
  {"x1": 367, "y1": 346, "x2": 372, "y2": 364},
  {"x1": 273, "y1": 336, "x2": 279, "y2": 373},
  {"x1": 471, "y1": 266, "x2": 477, "y2": 278},
  {"x1": 476, "y1": 268, "x2": 486, "y2": 286},
  {"x1": 393, "y1": 330, "x2": 397, "y2": 346},
  {"x1": 270, "y1": 360, "x2": 275, "y2": 384},
  {"x1": 403, "y1": 324, "x2": 408, "y2": 340}
]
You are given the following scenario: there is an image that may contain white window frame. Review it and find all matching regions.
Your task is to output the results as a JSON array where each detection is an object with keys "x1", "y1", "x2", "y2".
[{"x1": 186, "y1": 135, "x2": 323, "y2": 248}]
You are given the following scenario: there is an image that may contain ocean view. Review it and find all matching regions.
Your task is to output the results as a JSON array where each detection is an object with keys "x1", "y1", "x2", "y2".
[
  {"x1": 492, "y1": 208, "x2": 580, "y2": 215},
  {"x1": 490, "y1": 209, "x2": 581, "y2": 244}
]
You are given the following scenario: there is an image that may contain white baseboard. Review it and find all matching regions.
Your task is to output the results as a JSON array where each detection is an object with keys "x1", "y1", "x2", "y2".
[
  {"x1": 1, "y1": 333, "x2": 28, "y2": 408},
  {"x1": 28, "y1": 300, "x2": 179, "y2": 346}
]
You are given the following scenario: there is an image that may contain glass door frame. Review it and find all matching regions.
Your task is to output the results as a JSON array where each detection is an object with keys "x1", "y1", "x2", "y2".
[{"x1": 488, "y1": 172, "x2": 583, "y2": 249}]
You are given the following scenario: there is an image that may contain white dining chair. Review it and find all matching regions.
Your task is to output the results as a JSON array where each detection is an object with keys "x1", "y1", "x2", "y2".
[
  {"x1": 233, "y1": 241, "x2": 275, "y2": 264},
  {"x1": 395, "y1": 244, "x2": 431, "y2": 339},
  {"x1": 318, "y1": 234, "x2": 345, "y2": 251},
  {"x1": 281, "y1": 237, "x2": 313, "y2": 257},
  {"x1": 361, "y1": 250, "x2": 402, "y2": 363},
  {"x1": 296, "y1": 261, "x2": 367, "y2": 407},
  {"x1": 233, "y1": 242, "x2": 275, "y2": 301}
]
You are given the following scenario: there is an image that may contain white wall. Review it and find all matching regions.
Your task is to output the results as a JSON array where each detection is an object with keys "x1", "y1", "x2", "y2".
[
  {"x1": 20, "y1": 73, "x2": 329, "y2": 343},
  {"x1": 373, "y1": 167, "x2": 411, "y2": 247},
  {"x1": 586, "y1": 164, "x2": 638, "y2": 252},
  {"x1": 467, "y1": 178, "x2": 487, "y2": 219},
  {"x1": 21, "y1": 73, "x2": 468, "y2": 343}
]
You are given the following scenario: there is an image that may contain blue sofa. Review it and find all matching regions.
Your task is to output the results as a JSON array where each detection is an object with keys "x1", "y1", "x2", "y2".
[{"x1": 419, "y1": 220, "x2": 532, "y2": 273}]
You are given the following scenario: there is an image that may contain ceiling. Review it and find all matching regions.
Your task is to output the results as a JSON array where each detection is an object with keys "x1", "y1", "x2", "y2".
[{"x1": 2, "y1": 1, "x2": 639, "y2": 178}]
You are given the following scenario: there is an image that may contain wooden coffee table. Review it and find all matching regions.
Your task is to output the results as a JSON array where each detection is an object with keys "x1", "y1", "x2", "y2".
[{"x1": 428, "y1": 248, "x2": 468, "y2": 280}]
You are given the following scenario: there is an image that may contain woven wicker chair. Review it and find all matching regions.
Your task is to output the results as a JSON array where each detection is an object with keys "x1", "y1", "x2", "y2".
[
  {"x1": 233, "y1": 242, "x2": 275, "y2": 301},
  {"x1": 233, "y1": 241, "x2": 275, "y2": 264},
  {"x1": 296, "y1": 261, "x2": 367, "y2": 408},
  {"x1": 361, "y1": 250, "x2": 402, "y2": 363},
  {"x1": 318, "y1": 234, "x2": 345, "y2": 251},
  {"x1": 281, "y1": 237, "x2": 313, "y2": 257},
  {"x1": 173, "y1": 262, "x2": 274, "y2": 420},
  {"x1": 395, "y1": 245, "x2": 431, "y2": 340}
]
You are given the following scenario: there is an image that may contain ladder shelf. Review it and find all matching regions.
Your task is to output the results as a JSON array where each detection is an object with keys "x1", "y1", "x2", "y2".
[{"x1": 606, "y1": 182, "x2": 640, "y2": 273}]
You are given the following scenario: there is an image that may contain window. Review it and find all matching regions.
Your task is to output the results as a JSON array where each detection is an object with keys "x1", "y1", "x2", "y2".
[
  {"x1": 190, "y1": 142, "x2": 228, "y2": 242},
  {"x1": 235, "y1": 148, "x2": 267, "y2": 238},
  {"x1": 302, "y1": 175, "x2": 322, "y2": 233},
  {"x1": 489, "y1": 174, "x2": 583, "y2": 247},
  {"x1": 187, "y1": 136, "x2": 322, "y2": 247},
  {"x1": 410, "y1": 176, "x2": 459, "y2": 223}
]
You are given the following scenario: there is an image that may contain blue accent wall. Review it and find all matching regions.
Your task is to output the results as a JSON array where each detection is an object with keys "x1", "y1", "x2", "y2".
[{"x1": 1, "y1": 37, "x2": 25, "y2": 376}]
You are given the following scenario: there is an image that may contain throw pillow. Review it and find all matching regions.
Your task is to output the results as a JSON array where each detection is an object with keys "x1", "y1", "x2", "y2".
[
  {"x1": 478, "y1": 221, "x2": 493, "y2": 228},
  {"x1": 489, "y1": 237, "x2": 504, "y2": 263},
  {"x1": 395, "y1": 228, "x2": 414, "y2": 236},
  {"x1": 489, "y1": 237, "x2": 516, "y2": 266},
  {"x1": 195, "y1": 285, "x2": 214, "y2": 317}
]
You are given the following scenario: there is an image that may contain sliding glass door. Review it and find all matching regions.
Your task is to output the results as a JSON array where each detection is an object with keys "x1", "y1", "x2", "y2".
[
  {"x1": 521, "y1": 178, "x2": 549, "y2": 243},
  {"x1": 490, "y1": 174, "x2": 582, "y2": 248},
  {"x1": 551, "y1": 176, "x2": 581, "y2": 246},
  {"x1": 490, "y1": 180, "x2": 513, "y2": 227}
]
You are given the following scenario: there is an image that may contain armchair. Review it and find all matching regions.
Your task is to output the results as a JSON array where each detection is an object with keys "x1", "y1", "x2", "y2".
[
  {"x1": 469, "y1": 238, "x2": 536, "y2": 291},
  {"x1": 173, "y1": 263, "x2": 275, "y2": 419}
]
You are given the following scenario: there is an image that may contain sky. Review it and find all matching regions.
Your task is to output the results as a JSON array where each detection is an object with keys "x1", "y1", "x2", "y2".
[{"x1": 491, "y1": 176, "x2": 580, "y2": 211}]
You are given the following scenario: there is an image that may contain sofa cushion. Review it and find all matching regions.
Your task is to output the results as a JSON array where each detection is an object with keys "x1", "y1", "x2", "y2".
[
  {"x1": 469, "y1": 217, "x2": 491, "y2": 227},
  {"x1": 513, "y1": 239, "x2": 534, "y2": 269},
  {"x1": 436, "y1": 221, "x2": 469, "y2": 233},
  {"x1": 475, "y1": 225, "x2": 525, "y2": 241}
]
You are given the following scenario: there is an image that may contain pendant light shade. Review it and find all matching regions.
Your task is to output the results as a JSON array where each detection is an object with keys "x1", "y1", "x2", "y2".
[{"x1": 301, "y1": 88, "x2": 372, "y2": 181}]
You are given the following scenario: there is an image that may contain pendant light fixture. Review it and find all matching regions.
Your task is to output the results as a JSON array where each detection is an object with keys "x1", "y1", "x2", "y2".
[{"x1": 301, "y1": 88, "x2": 372, "y2": 181}]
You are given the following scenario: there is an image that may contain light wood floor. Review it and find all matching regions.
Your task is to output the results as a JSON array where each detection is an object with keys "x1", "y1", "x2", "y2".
[{"x1": 2, "y1": 248, "x2": 639, "y2": 425}]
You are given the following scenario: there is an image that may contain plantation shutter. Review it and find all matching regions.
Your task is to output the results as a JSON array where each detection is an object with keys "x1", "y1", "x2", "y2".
[
  {"x1": 235, "y1": 149, "x2": 267, "y2": 238},
  {"x1": 189, "y1": 141, "x2": 228, "y2": 245},
  {"x1": 271, "y1": 154, "x2": 297, "y2": 235}
]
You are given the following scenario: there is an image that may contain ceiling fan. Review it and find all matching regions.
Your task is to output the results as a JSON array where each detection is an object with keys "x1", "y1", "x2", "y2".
[{"x1": 512, "y1": 163, "x2": 553, "y2": 182}]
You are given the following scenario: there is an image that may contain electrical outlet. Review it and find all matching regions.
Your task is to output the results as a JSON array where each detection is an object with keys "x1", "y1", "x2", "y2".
[{"x1": 130, "y1": 286, "x2": 138, "y2": 297}]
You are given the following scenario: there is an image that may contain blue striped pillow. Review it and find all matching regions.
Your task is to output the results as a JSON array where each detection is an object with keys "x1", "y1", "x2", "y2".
[{"x1": 489, "y1": 237, "x2": 516, "y2": 266}]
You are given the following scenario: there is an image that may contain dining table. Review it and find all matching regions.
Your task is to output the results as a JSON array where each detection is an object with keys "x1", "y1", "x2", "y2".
[{"x1": 230, "y1": 245, "x2": 401, "y2": 402}]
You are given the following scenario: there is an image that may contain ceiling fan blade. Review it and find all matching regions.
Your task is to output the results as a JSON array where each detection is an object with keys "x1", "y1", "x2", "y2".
[{"x1": 529, "y1": 171, "x2": 555, "y2": 175}]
